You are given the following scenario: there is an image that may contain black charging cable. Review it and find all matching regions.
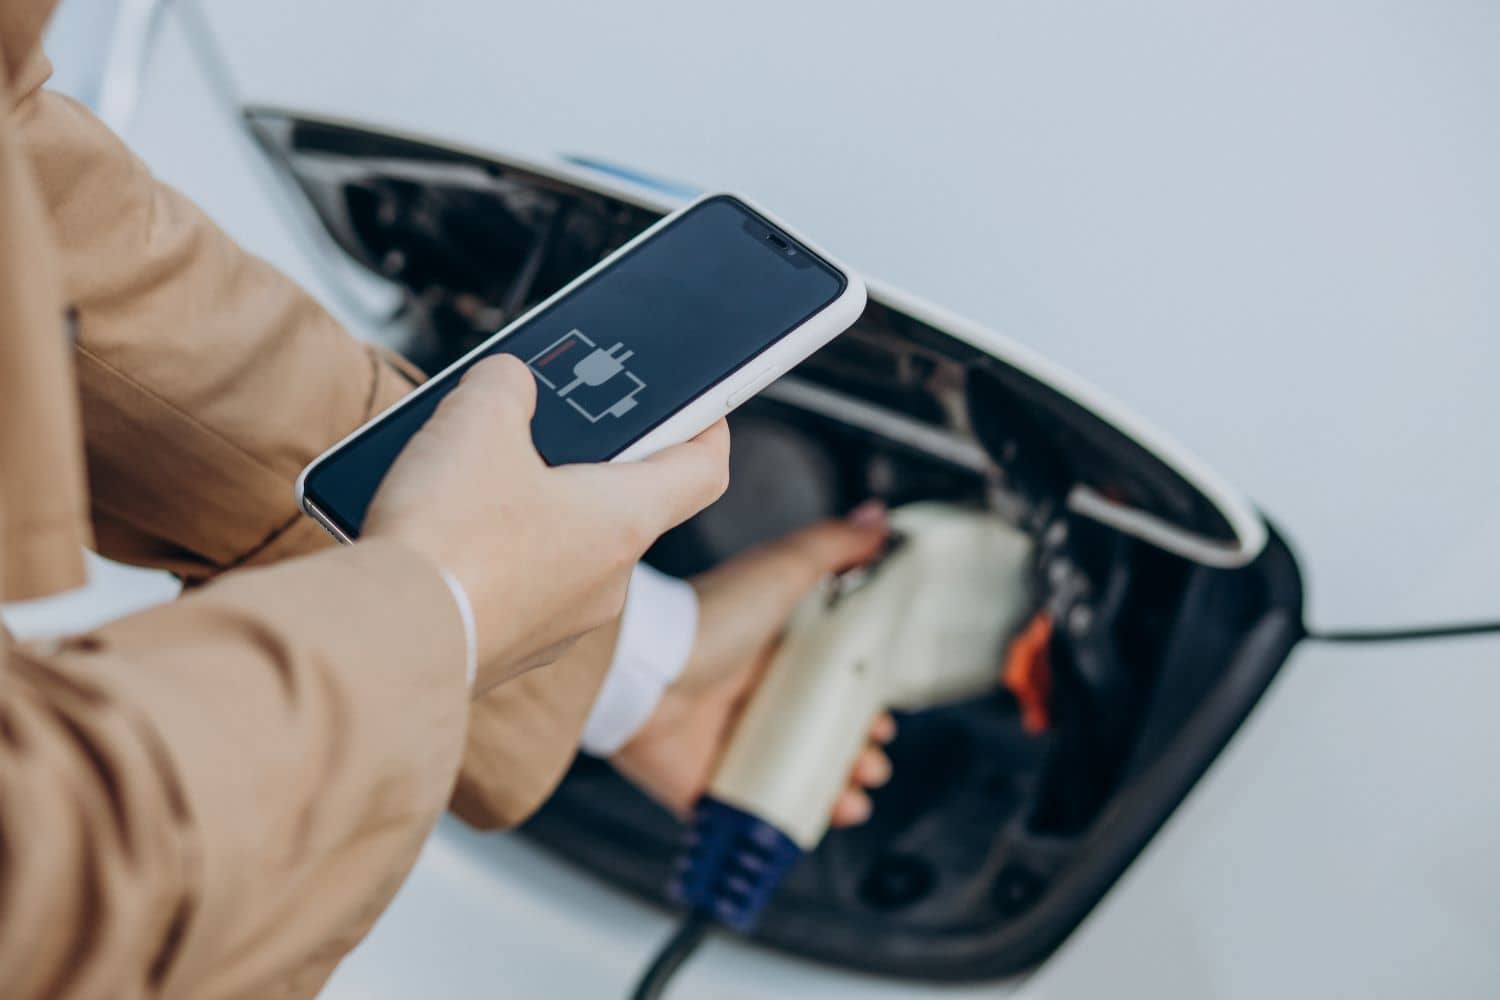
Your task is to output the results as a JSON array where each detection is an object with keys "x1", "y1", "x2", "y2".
[{"x1": 628, "y1": 911, "x2": 713, "y2": 1000}]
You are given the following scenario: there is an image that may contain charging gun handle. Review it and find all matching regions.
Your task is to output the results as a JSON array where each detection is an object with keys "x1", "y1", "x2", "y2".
[{"x1": 707, "y1": 586, "x2": 886, "y2": 851}]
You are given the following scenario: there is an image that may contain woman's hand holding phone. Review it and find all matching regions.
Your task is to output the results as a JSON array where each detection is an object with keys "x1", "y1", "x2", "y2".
[{"x1": 363, "y1": 355, "x2": 730, "y2": 692}]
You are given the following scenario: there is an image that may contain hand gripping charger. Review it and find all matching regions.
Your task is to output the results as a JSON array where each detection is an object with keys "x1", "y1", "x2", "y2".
[{"x1": 670, "y1": 503, "x2": 1037, "y2": 931}]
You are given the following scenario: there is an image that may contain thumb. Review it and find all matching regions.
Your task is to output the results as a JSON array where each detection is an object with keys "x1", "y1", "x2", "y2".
[
  {"x1": 720, "y1": 502, "x2": 892, "y2": 630},
  {"x1": 671, "y1": 502, "x2": 893, "y2": 694},
  {"x1": 776, "y1": 501, "x2": 892, "y2": 585},
  {"x1": 462, "y1": 353, "x2": 538, "y2": 423}
]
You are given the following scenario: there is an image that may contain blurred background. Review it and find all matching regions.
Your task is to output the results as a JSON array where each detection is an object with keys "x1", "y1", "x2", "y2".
[{"x1": 15, "y1": 2, "x2": 1500, "y2": 997}]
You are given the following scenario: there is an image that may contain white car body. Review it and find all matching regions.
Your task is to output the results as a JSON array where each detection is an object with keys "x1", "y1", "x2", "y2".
[{"x1": 22, "y1": 2, "x2": 1500, "y2": 997}]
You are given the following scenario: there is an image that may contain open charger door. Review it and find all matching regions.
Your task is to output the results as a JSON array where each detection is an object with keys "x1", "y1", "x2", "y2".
[
  {"x1": 244, "y1": 105, "x2": 1264, "y2": 578},
  {"x1": 243, "y1": 111, "x2": 1301, "y2": 981}
]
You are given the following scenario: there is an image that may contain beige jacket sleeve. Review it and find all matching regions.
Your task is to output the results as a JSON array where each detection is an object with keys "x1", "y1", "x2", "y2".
[
  {"x1": 0, "y1": 25, "x2": 479, "y2": 997},
  {"x1": 0, "y1": 544, "x2": 471, "y2": 1000},
  {"x1": 12, "y1": 48, "x2": 609, "y2": 826}
]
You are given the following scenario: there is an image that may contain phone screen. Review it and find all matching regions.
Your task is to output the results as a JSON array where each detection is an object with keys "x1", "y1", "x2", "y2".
[{"x1": 302, "y1": 195, "x2": 845, "y2": 537}]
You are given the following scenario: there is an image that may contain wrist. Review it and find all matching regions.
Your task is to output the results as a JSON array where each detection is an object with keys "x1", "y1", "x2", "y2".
[
  {"x1": 362, "y1": 526, "x2": 522, "y2": 689},
  {"x1": 355, "y1": 536, "x2": 480, "y2": 692},
  {"x1": 435, "y1": 567, "x2": 478, "y2": 690}
]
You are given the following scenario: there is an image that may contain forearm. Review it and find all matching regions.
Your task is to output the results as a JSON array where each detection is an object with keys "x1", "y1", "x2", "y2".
[
  {"x1": 450, "y1": 617, "x2": 622, "y2": 830},
  {"x1": 452, "y1": 564, "x2": 700, "y2": 829},
  {"x1": 11, "y1": 66, "x2": 695, "y2": 841},
  {"x1": 0, "y1": 542, "x2": 470, "y2": 999}
]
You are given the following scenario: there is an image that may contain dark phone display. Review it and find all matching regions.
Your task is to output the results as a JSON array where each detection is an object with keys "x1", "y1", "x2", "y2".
[{"x1": 302, "y1": 196, "x2": 845, "y2": 537}]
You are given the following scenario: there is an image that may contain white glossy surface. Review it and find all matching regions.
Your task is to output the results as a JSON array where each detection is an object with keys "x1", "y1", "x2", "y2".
[
  {"x1": 319, "y1": 635, "x2": 1500, "y2": 999},
  {"x1": 320, "y1": 816, "x2": 1001, "y2": 1000},
  {"x1": 194, "y1": 0, "x2": 1500, "y2": 632},
  {"x1": 0, "y1": 553, "x2": 178, "y2": 639},
  {"x1": 1029, "y1": 634, "x2": 1500, "y2": 999},
  {"x1": 17, "y1": 556, "x2": 1497, "y2": 995}
]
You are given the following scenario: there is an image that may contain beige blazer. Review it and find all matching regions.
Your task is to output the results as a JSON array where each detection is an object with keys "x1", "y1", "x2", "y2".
[{"x1": 0, "y1": 5, "x2": 609, "y2": 997}]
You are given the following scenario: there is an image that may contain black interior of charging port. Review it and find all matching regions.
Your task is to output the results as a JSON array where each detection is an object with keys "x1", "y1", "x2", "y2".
[{"x1": 247, "y1": 110, "x2": 1306, "y2": 981}]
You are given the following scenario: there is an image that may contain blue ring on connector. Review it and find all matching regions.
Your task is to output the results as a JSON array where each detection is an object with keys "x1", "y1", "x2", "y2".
[{"x1": 669, "y1": 798, "x2": 804, "y2": 933}]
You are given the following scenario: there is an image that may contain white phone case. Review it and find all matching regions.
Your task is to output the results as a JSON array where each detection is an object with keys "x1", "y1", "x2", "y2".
[{"x1": 296, "y1": 192, "x2": 867, "y2": 542}]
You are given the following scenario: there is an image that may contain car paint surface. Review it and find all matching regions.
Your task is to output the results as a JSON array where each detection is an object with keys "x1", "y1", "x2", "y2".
[
  {"x1": 191, "y1": 0, "x2": 1500, "y2": 635},
  {"x1": 309, "y1": 636, "x2": 1500, "y2": 1000},
  {"x1": 1028, "y1": 634, "x2": 1500, "y2": 1000}
]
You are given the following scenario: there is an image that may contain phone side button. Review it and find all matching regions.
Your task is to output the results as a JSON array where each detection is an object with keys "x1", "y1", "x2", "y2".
[{"x1": 725, "y1": 366, "x2": 781, "y2": 410}]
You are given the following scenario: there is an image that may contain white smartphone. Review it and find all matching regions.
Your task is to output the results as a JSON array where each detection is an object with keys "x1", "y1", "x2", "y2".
[{"x1": 296, "y1": 193, "x2": 867, "y2": 541}]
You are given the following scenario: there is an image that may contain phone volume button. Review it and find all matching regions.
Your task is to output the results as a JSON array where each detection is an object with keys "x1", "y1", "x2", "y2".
[{"x1": 726, "y1": 365, "x2": 781, "y2": 410}]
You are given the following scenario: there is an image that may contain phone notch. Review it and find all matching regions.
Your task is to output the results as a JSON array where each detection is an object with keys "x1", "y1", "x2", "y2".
[{"x1": 742, "y1": 215, "x2": 814, "y2": 269}]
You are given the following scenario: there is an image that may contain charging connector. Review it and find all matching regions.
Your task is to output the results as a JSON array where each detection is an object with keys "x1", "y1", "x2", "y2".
[
  {"x1": 670, "y1": 798, "x2": 804, "y2": 932},
  {"x1": 626, "y1": 799, "x2": 804, "y2": 999}
]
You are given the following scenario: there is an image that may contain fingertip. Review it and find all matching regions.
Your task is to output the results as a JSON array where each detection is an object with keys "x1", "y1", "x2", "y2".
[
  {"x1": 499, "y1": 355, "x2": 539, "y2": 413},
  {"x1": 466, "y1": 353, "x2": 520, "y2": 382},
  {"x1": 856, "y1": 746, "x2": 893, "y2": 788},
  {"x1": 690, "y1": 428, "x2": 732, "y2": 506},
  {"x1": 647, "y1": 418, "x2": 730, "y2": 470},
  {"x1": 870, "y1": 713, "x2": 898, "y2": 744},
  {"x1": 464, "y1": 354, "x2": 538, "y2": 417},
  {"x1": 694, "y1": 417, "x2": 731, "y2": 450},
  {"x1": 831, "y1": 789, "x2": 873, "y2": 828},
  {"x1": 796, "y1": 513, "x2": 892, "y2": 577},
  {"x1": 687, "y1": 419, "x2": 732, "y2": 476},
  {"x1": 847, "y1": 499, "x2": 888, "y2": 529},
  {"x1": 630, "y1": 422, "x2": 733, "y2": 528}
]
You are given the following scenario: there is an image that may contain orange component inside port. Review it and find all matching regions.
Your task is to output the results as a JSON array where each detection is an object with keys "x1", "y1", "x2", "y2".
[{"x1": 1003, "y1": 611, "x2": 1054, "y2": 734}]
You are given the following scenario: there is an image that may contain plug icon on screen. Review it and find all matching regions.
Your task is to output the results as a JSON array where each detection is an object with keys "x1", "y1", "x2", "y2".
[
  {"x1": 558, "y1": 342, "x2": 635, "y2": 398},
  {"x1": 527, "y1": 329, "x2": 646, "y2": 423}
]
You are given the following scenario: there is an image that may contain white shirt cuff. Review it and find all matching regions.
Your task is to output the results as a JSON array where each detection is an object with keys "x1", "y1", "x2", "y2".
[
  {"x1": 437, "y1": 568, "x2": 478, "y2": 690},
  {"x1": 580, "y1": 563, "x2": 699, "y2": 757}
]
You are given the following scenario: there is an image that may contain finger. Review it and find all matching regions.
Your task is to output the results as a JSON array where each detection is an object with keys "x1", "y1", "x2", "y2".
[
  {"x1": 462, "y1": 354, "x2": 538, "y2": 421},
  {"x1": 694, "y1": 417, "x2": 731, "y2": 449},
  {"x1": 616, "y1": 419, "x2": 733, "y2": 530},
  {"x1": 869, "y1": 712, "x2": 897, "y2": 744},
  {"x1": 853, "y1": 745, "x2": 892, "y2": 789},
  {"x1": 830, "y1": 788, "x2": 873, "y2": 828},
  {"x1": 770, "y1": 504, "x2": 892, "y2": 588}
]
